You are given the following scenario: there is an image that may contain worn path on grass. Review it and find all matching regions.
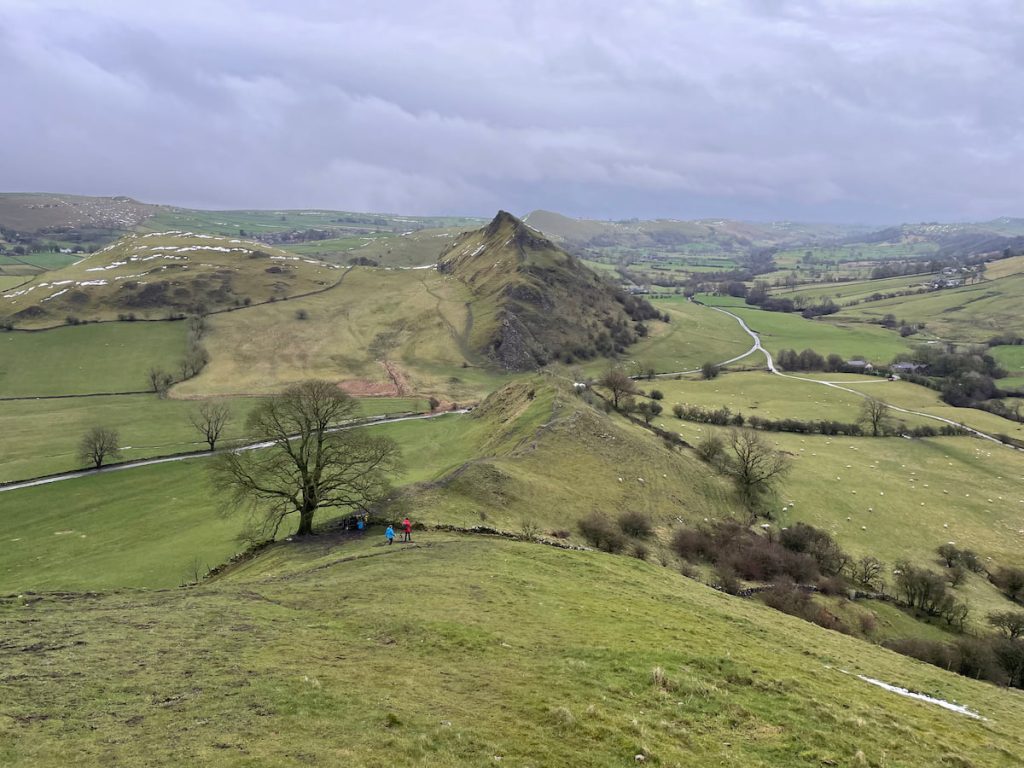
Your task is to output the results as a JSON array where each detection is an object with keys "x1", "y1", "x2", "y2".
[{"x1": 0, "y1": 409, "x2": 469, "y2": 494}]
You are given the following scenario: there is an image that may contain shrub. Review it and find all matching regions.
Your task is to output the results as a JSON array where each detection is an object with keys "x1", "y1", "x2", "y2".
[
  {"x1": 715, "y1": 564, "x2": 740, "y2": 595},
  {"x1": 670, "y1": 527, "x2": 714, "y2": 562},
  {"x1": 578, "y1": 512, "x2": 627, "y2": 553},
  {"x1": 695, "y1": 433, "x2": 726, "y2": 464},
  {"x1": 992, "y1": 567, "x2": 1024, "y2": 602},
  {"x1": 650, "y1": 389, "x2": 664, "y2": 400},
  {"x1": 618, "y1": 510, "x2": 653, "y2": 538},
  {"x1": 632, "y1": 542, "x2": 650, "y2": 560}
]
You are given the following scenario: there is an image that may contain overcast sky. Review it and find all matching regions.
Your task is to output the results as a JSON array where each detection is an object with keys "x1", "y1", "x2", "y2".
[{"x1": 1, "y1": 1, "x2": 1022, "y2": 222}]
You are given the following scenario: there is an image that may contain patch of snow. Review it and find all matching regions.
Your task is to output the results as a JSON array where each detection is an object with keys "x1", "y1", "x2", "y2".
[
  {"x1": 41, "y1": 288, "x2": 69, "y2": 301},
  {"x1": 85, "y1": 261, "x2": 127, "y2": 272},
  {"x1": 77, "y1": 279, "x2": 108, "y2": 287},
  {"x1": 856, "y1": 675, "x2": 984, "y2": 719}
]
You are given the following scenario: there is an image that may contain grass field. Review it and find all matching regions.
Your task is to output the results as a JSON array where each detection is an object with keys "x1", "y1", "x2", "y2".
[
  {"x1": 578, "y1": 297, "x2": 753, "y2": 375},
  {"x1": 695, "y1": 297, "x2": 912, "y2": 363},
  {"x1": 648, "y1": 370, "x2": 932, "y2": 428},
  {"x1": 0, "y1": 394, "x2": 428, "y2": 483},
  {"x1": 3, "y1": 535, "x2": 1023, "y2": 767},
  {"x1": 281, "y1": 227, "x2": 463, "y2": 268},
  {"x1": 0, "y1": 322, "x2": 188, "y2": 397},
  {"x1": 0, "y1": 412, "x2": 474, "y2": 592},
  {"x1": 991, "y1": 345, "x2": 1024, "y2": 385},
  {"x1": 835, "y1": 275, "x2": 1024, "y2": 342},
  {"x1": 0, "y1": 275, "x2": 31, "y2": 291},
  {"x1": 825, "y1": 378, "x2": 1024, "y2": 440},
  {"x1": 773, "y1": 272, "x2": 940, "y2": 306},
  {"x1": 174, "y1": 266, "x2": 510, "y2": 400}
]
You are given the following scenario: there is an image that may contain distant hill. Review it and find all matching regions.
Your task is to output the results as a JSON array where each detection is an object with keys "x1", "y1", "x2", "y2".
[
  {"x1": 439, "y1": 211, "x2": 660, "y2": 370},
  {"x1": 0, "y1": 193, "x2": 159, "y2": 233},
  {"x1": 524, "y1": 209, "x2": 869, "y2": 252},
  {"x1": 0, "y1": 232, "x2": 342, "y2": 328}
]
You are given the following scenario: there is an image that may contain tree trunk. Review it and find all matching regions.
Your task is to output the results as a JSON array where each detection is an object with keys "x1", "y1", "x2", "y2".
[{"x1": 296, "y1": 503, "x2": 316, "y2": 536}]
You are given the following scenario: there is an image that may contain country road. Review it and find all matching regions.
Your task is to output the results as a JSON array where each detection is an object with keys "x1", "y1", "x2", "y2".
[
  {"x1": 0, "y1": 409, "x2": 469, "y2": 494},
  {"x1": 686, "y1": 303, "x2": 1016, "y2": 448}
]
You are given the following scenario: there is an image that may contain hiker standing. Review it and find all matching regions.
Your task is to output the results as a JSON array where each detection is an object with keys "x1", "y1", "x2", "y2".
[
  {"x1": 402, "y1": 517, "x2": 412, "y2": 542},
  {"x1": 385, "y1": 525, "x2": 395, "y2": 545}
]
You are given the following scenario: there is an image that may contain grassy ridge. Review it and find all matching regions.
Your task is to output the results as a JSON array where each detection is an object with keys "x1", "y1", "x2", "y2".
[
  {"x1": 0, "y1": 233, "x2": 343, "y2": 328},
  {"x1": 2, "y1": 535, "x2": 1023, "y2": 766}
]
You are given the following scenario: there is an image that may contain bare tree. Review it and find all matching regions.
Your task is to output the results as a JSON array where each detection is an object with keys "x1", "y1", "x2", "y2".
[
  {"x1": 79, "y1": 426, "x2": 122, "y2": 469},
  {"x1": 599, "y1": 367, "x2": 638, "y2": 409},
  {"x1": 858, "y1": 398, "x2": 892, "y2": 437},
  {"x1": 988, "y1": 610, "x2": 1024, "y2": 640},
  {"x1": 189, "y1": 402, "x2": 232, "y2": 450},
  {"x1": 722, "y1": 428, "x2": 791, "y2": 514},
  {"x1": 147, "y1": 367, "x2": 174, "y2": 396},
  {"x1": 214, "y1": 380, "x2": 401, "y2": 539}
]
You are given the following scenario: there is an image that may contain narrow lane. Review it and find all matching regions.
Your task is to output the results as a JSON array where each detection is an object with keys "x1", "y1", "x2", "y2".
[{"x1": 0, "y1": 410, "x2": 469, "y2": 494}]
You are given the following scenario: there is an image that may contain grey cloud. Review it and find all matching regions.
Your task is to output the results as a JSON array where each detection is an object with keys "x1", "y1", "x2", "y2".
[{"x1": 0, "y1": 0, "x2": 1022, "y2": 221}]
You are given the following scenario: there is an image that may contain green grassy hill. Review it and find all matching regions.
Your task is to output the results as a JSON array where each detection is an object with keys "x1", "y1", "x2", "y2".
[
  {"x1": 4, "y1": 534, "x2": 1023, "y2": 767},
  {"x1": 0, "y1": 233, "x2": 342, "y2": 328},
  {"x1": 439, "y1": 211, "x2": 660, "y2": 370}
]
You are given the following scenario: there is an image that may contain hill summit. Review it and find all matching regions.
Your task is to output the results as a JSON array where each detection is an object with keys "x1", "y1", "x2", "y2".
[{"x1": 439, "y1": 210, "x2": 659, "y2": 370}]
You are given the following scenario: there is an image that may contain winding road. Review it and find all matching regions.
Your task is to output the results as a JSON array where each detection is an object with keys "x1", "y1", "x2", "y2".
[
  {"x1": 0, "y1": 409, "x2": 469, "y2": 494},
  {"x1": 680, "y1": 303, "x2": 1015, "y2": 448}
]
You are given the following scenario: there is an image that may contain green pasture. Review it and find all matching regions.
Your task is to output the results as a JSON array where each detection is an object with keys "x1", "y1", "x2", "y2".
[
  {"x1": 0, "y1": 393, "x2": 428, "y2": 483},
  {"x1": 579, "y1": 297, "x2": 753, "y2": 375},
  {"x1": 836, "y1": 274, "x2": 1024, "y2": 342},
  {"x1": 0, "y1": 412, "x2": 473, "y2": 592},
  {"x1": 774, "y1": 272, "x2": 940, "y2": 306},
  {"x1": 0, "y1": 275, "x2": 31, "y2": 292},
  {"x1": 0, "y1": 322, "x2": 188, "y2": 397},
  {"x1": 3, "y1": 535, "x2": 1023, "y2": 767},
  {"x1": 991, "y1": 345, "x2": 1024, "y2": 377},
  {"x1": 650, "y1": 370, "x2": 928, "y2": 428},
  {"x1": 692, "y1": 300, "x2": 912, "y2": 363},
  {"x1": 678, "y1": 423, "x2": 1024, "y2": 588},
  {"x1": 831, "y1": 379, "x2": 1024, "y2": 440}
]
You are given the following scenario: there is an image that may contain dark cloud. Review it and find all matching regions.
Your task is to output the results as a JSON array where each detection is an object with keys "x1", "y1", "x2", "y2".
[{"x1": 1, "y1": 0, "x2": 1021, "y2": 222}]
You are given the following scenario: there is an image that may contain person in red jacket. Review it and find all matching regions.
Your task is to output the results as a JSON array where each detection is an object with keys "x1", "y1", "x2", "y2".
[{"x1": 402, "y1": 517, "x2": 412, "y2": 542}]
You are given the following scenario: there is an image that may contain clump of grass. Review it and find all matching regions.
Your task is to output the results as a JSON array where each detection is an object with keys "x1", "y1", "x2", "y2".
[
  {"x1": 651, "y1": 666, "x2": 675, "y2": 691},
  {"x1": 548, "y1": 706, "x2": 575, "y2": 729}
]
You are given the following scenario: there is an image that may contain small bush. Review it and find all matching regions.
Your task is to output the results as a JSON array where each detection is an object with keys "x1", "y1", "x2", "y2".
[
  {"x1": 650, "y1": 389, "x2": 664, "y2": 400},
  {"x1": 578, "y1": 512, "x2": 627, "y2": 553},
  {"x1": 715, "y1": 564, "x2": 740, "y2": 595},
  {"x1": 632, "y1": 542, "x2": 649, "y2": 560},
  {"x1": 618, "y1": 510, "x2": 653, "y2": 538}
]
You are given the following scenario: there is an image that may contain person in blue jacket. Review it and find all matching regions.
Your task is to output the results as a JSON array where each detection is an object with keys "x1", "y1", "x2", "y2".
[{"x1": 385, "y1": 525, "x2": 395, "y2": 545}]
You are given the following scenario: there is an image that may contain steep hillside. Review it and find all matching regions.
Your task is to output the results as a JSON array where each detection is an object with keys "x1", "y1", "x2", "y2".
[
  {"x1": 439, "y1": 211, "x2": 659, "y2": 370},
  {"x1": 0, "y1": 232, "x2": 342, "y2": 328}
]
